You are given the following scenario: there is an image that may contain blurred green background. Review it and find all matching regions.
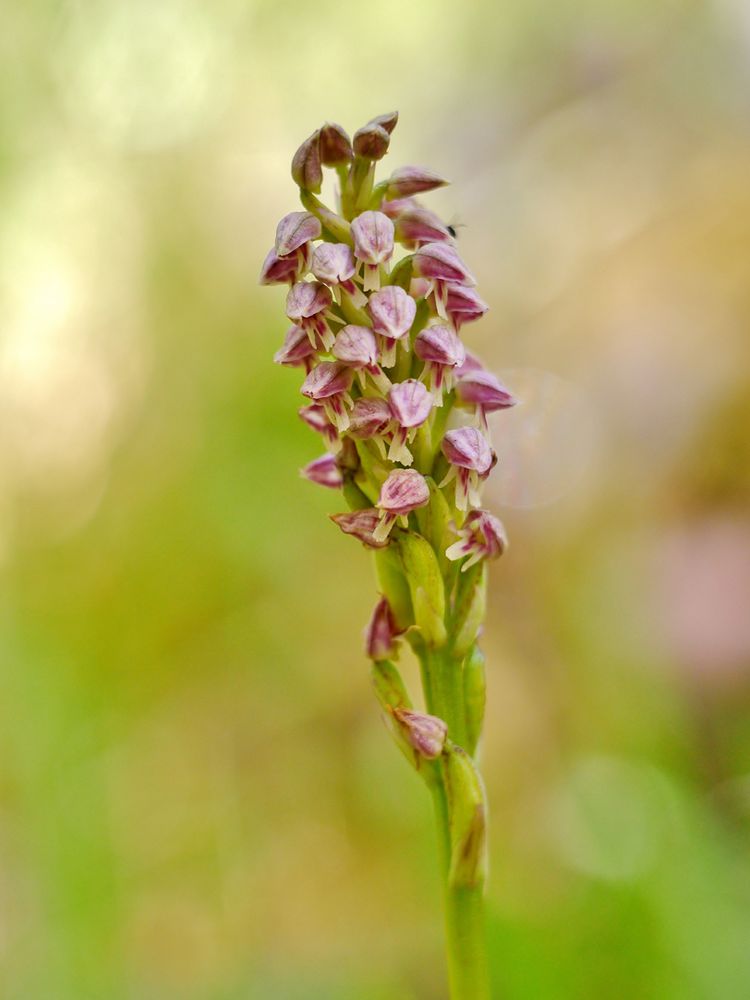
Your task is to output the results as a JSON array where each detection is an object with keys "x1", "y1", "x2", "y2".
[{"x1": 2, "y1": 1, "x2": 750, "y2": 997}]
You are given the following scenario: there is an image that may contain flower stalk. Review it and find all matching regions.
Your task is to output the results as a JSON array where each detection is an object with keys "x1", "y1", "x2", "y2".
[{"x1": 263, "y1": 112, "x2": 516, "y2": 999}]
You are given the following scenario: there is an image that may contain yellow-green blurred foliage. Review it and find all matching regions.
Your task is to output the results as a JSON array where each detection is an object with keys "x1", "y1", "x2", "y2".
[{"x1": 2, "y1": 1, "x2": 750, "y2": 997}]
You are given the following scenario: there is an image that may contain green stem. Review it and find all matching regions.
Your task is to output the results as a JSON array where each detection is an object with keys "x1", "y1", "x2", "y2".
[{"x1": 432, "y1": 779, "x2": 490, "y2": 1000}]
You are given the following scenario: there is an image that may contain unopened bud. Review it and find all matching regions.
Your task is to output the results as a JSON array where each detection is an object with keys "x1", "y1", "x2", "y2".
[
  {"x1": 353, "y1": 123, "x2": 391, "y2": 161},
  {"x1": 393, "y1": 708, "x2": 447, "y2": 760},
  {"x1": 386, "y1": 165, "x2": 449, "y2": 198},
  {"x1": 365, "y1": 596, "x2": 404, "y2": 660},
  {"x1": 291, "y1": 129, "x2": 323, "y2": 193},
  {"x1": 319, "y1": 122, "x2": 353, "y2": 166}
]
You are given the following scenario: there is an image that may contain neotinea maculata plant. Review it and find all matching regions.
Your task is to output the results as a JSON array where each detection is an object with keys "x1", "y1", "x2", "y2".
[{"x1": 262, "y1": 112, "x2": 516, "y2": 1000}]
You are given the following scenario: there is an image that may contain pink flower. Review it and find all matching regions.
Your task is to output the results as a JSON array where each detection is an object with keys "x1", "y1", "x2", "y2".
[
  {"x1": 301, "y1": 361, "x2": 354, "y2": 432},
  {"x1": 291, "y1": 129, "x2": 323, "y2": 193},
  {"x1": 274, "y1": 211, "x2": 321, "y2": 257},
  {"x1": 414, "y1": 324, "x2": 466, "y2": 404},
  {"x1": 367, "y1": 286, "x2": 417, "y2": 368},
  {"x1": 351, "y1": 211, "x2": 395, "y2": 291},
  {"x1": 332, "y1": 325, "x2": 391, "y2": 393},
  {"x1": 456, "y1": 370, "x2": 517, "y2": 428},
  {"x1": 374, "y1": 469, "x2": 430, "y2": 542},
  {"x1": 348, "y1": 398, "x2": 393, "y2": 457},
  {"x1": 445, "y1": 510, "x2": 508, "y2": 571},
  {"x1": 259, "y1": 247, "x2": 307, "y2": 286},
  {"x1": 413, "y1": 242, "x2": 475, "y2": 318},
  {"x1": 274, "y1": 325, "x2": 317, "y2": 372},
  {"x1": 285, "y1": 281, "x2": 335, "y2": 351},
  {"x1": 387, "y1": 379, "x2": 433, "y2": 465},
  {"x1": 394, "y1": 206, "x2": 452, "y2": 249},
  {"x1": 440, "y1": 427, "x2": 496, "y2": 511},
  {"x1": 311, "y1": 242, "x2": 367, "y2": 308},
  {"x1": 301, "y1": 452, "x2": 343, "y2": 489},
  {"x1": 444, "y1": 285, "x2": 489, "y2": 330}
]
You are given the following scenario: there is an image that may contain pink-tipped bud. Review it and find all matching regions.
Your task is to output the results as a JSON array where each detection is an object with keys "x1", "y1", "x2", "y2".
[
  {"x1": 415, "y1": 324, "x2": 466, "y2": 368},
  {"x1": 442, "y1": 427, "x2": 494, "y2": 475},
  {"x1": 330, "y1": 508, "x2": 390, "y2": 549},
  {"x1": 349, "y1": 397, "x2": 392, "y2": 439},
  {"x1": 311, "y1": 242, "x2": 357, "y2": 285},
  {"x1": 301, "y1": 452, "x2": 343, "y2": 489},
  {"x1": 274, "y1": 212, "x2": 321, "y2": 257},
  {"x1": 353, "y1": 123, "x2": 390, "y2": 160},
  {"x1": 395, "y1": 206, "x2": 452, "y2": 248},
  {"x1": 456, "y1": 371, "x2": 517, "y2": 413},
  {"x1": 365, "y1": 595, "x2": 403, "y2": 660},
  {"x1": 274, "y1": 325, "x2": 317, "y2": 370},
  {"x1": 291, "y1": 129, "x2": 323, "y2": 193},
  {"x1": 369, "y1": 111, "x2": 399, "y2": 135},
  {"x1": 445, "y1": 509, "x2": 508, "y2": 571},
  {"x1": 388, "y1": 379, "x2": 433, "y2": 429},
  {"x1": 333, "y1": 325, "x2": 378, "y2": 368},
  {"x1": 386, "y1": 165, "x2": 449, "y2": 198},
  {"x1": 319, "y1": 122, "x2": 353, "y2": 166},
  {"x1": 392, "y1": 708, "x2": 447, "y2": 759},
  {"x1": 259, "y1": 247, "x2": 305, "y2": 285},
  {"x1": 413, "y1": 242, "x2": 476, "y2": 285},
  {"x1": 445, "y1": 285, "x2": 489, "y2": 329},
  {"x1": 367, "y1": 286, "x2": 417, "y2": 367},
  {"x1": 351, "y1": 211, "x2": 395, "y2": 265}
]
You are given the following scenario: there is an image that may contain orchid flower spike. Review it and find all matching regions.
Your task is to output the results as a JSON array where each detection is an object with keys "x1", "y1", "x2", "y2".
[{"x1": 264, "y1": 116, "x2": 518, "y2": 999}]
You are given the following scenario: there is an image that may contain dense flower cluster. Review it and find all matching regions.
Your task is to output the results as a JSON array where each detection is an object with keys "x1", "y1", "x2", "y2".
[{"x1": 263, "y1": 112, "x2": 514, "y2": 662}]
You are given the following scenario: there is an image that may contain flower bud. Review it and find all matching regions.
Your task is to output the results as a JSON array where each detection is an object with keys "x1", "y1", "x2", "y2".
[
  {"x1": 381, "y1": 196, "x2": 418, "y2": 220},
  {"x1": 398, "y1": 533, "x2": 447, "y2": 648},
  {"x1": 274, "y1": 325, "x2": 317, "y2": 371},
  {"x1": 291, "y1": 129, "x2": 323, "y2": 193},
  {"x1": 367, "y1": 286, "x2": 417, "y2": 368},
  {"x1": 445, "y1": 744, "x2": 487, "y2": 888},
  {"x1": 330, "y1": 508, "x2": 390, "y2": 548},
  {"x1": 369, "y1": 111, "x2": 399, "y2": 135},
  {"x1": 301, "y1": 452, "x2": 343, "y2": 489},
  {"x1": 392, "y1": 708, "x2": 447, "y2": 760},
  {"x1": 274, "y1": 211, "x2": 321, "y2": 257},
  {"x1": 386, "y1": 165, "x2": 449, "y2": 198},
  {"x1": 365, "y1": 596, "x2": 404, "y2": 660},
  {"x1": 374, "y1": 469, "x2": 430, "y2": 542},
  {"x1": 353, "y1": 123, "x2": 391, "y2": 160},
  {"x1": 319, "y1": 121, "x2": 353, "y2": 166}
]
